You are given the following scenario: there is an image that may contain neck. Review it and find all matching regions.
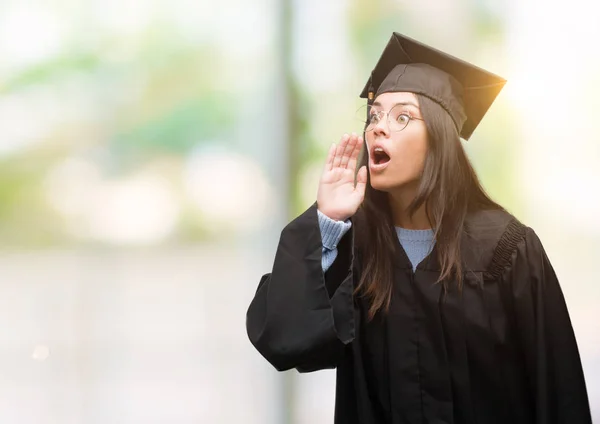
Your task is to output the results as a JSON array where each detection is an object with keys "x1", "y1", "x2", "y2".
[{"x1": 387, "y1": 187, "x2": 432, "y2": 230}]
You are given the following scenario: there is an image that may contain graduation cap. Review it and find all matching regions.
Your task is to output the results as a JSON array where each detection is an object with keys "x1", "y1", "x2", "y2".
[{"x1": 360, "y1": 32, "x2": 506, "y2": 140}]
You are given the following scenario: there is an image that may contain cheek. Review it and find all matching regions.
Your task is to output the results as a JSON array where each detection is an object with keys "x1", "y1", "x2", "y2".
[
  {"x1": 392, "y1": 133, "x2": 428, "y2": 172},
  {"x1": 364, "y1": 132, "x2": 375, "y2": 150}
]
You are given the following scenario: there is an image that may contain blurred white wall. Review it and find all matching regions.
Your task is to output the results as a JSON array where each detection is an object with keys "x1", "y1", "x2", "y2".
[{"x1": 0, "y1": 248, "x2": 280, "y2": 423}]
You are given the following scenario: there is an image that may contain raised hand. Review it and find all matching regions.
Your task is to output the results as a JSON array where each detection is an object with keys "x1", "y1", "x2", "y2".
[{"x1": 316, "y1": 133, "x2": 368, "y2": 222}]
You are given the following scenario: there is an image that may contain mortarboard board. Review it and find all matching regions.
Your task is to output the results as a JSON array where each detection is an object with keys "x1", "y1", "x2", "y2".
[{"x1": 360, "y1": 32, "x2": 506, "y2": 140}]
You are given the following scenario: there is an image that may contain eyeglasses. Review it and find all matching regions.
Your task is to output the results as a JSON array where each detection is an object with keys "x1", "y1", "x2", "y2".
[{"x1": 356, "y1": 104, "x2": 424, "y2": 132}]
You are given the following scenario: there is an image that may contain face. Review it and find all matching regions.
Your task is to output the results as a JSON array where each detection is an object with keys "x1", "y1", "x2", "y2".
[{"x1": 365, "y1": 92, "x2": 428, "y2": 193}]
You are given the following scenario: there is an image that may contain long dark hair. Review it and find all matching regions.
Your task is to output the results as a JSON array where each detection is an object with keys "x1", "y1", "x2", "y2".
[{"x1": 354, "y1": 94, "x2": 502, "y2": 319}]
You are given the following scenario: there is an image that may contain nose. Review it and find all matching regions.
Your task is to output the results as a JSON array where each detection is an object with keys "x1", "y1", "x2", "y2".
[{"x1": 372, "y1": 115, "x2": 390, "y2": 137}]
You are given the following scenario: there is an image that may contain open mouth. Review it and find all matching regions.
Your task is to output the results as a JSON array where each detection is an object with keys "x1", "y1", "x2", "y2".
[{"x1": 372, "y1": 148, "x2": 391, "y2": 165}]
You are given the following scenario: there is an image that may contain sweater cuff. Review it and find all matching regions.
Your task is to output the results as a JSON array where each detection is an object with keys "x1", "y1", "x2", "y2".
[{"x1": 317, "y1": 209, "x2": 352, "y2": 250}]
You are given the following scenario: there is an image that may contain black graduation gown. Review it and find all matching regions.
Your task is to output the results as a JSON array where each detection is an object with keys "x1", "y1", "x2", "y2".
[{"x1": 246, "y1": 203, "x2": 592, "y2": 424}]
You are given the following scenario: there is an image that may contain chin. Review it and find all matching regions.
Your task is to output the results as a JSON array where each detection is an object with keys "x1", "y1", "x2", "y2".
[
  {"x1": 369, "y1": 177, "x2": 399, "y2": 192},
  {"x1": 369, "y1": 174, "x2": 418, "y2": 193}
]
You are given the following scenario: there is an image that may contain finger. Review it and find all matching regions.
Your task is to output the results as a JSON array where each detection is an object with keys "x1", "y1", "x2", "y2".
[
  {"x1": 355, "y1": 166, "x2": 368, "y2": 199},
  {"x1": 332, "y1": 134, "x2": 349, "y2": 168},
  {"x1": 339, "y1": 133, "x2": 357, "y2": 169},
  {"x1": 325, "y1": 142, "x2": 336, "y2": 170},
  {"x1": 346, "y1": 135, "x2": 363, "y2": 171}
]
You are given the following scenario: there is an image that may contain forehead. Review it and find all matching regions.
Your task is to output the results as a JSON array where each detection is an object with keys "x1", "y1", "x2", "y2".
[{"x1": 373, "y1": 91, "x2": 419, "y2": 108}]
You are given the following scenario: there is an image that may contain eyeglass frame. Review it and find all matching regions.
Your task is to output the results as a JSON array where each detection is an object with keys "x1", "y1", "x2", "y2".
[{"x1": 362, "y1": 104, "x2": 425, "y2": 132}]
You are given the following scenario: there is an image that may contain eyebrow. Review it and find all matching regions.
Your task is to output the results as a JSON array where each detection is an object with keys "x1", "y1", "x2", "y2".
[{"x1": 372, "y1": 101, "x2": 420, "y2": 109}]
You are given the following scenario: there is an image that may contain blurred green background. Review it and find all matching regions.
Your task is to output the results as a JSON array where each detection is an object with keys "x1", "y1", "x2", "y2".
[
  {"x1": 0, "y1": 0, "x2": 598, "y2": 423},
  {"x1": 0, "y1": 0, "x2": 521, "y2": 248}
]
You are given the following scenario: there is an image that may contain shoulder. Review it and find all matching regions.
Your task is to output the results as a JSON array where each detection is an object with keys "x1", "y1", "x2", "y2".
[{"x1": 461, "y1": 208, "x2": 532, "y2": 275}]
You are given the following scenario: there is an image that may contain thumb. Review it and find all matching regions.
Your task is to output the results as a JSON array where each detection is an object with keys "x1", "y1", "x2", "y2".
[{"x1": 355, "y1": 166, "x2": 367, "y2": 195}]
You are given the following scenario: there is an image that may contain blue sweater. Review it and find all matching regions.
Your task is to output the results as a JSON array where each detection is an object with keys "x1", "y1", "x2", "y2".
[{"x1": 318, "y1": 209, "x2": 435, "y2": 272}]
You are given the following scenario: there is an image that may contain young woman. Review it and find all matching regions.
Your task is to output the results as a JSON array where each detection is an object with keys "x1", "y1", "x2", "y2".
[{"x1": 246, "y1": 33, "x2": 592, "y2": 424}]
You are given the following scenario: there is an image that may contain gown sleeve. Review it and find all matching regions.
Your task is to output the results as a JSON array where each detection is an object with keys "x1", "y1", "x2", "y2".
[
  {"x1": 246, "y1": 203, "x2": 356, "y2": 373},
  {"x1": 507, "y1": 227, "x2": 592, "y2": 423}
]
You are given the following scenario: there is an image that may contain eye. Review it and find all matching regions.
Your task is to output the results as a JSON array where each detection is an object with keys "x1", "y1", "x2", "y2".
[
  {"x1": 368, "y1": 111, "x2": 381, "y2": 124},
  {"x1": 396, "y1": 113, "x2": 410, "y2": 125}
]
